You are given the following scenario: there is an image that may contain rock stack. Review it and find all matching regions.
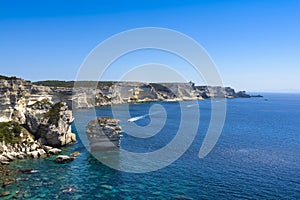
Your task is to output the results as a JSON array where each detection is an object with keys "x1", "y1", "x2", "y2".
[{"x1": 86, "y1": 117, "x2": 122, "y2": 151}]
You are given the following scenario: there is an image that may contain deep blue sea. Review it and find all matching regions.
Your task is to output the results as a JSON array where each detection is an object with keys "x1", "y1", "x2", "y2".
[{"x1": 2, "y1": 93, "x2": 300, "y2": 199}]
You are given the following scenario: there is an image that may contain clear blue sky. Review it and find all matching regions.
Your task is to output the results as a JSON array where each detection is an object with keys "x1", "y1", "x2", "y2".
[{"x1": 0, "y1": 0, "x2": 299, "y2": 92}]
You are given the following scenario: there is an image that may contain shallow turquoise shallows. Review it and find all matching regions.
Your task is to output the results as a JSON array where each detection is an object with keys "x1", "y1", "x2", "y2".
[{"x1": 3, "y1": 93, "x2": 300, "y2": 199}]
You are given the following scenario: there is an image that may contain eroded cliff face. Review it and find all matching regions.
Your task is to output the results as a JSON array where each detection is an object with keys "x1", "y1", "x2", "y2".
[
  {"x1": 0, "y1": 77, "x2": 55, "y2": 122},
  {"x1": 0, "y1": 75, "x2": 253, "y2": 112},
  {"x1": 68, "y1": 82, "x2": 250, "y2": 108},
  {"x1": 26, "y1": 102, "x2": 76, "y2": 147},
  {"x1": 53, "y1": 82, "x2": 204, "y2": 108},
  {"x1": 0, "y1": 76, "x2": 76, "y2": 148},
  {"x1": 0, "y1": 77, "x2": 31, "y2": 123}
]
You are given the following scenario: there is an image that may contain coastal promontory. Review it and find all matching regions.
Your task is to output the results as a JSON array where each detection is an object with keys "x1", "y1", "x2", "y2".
[{"x1": 0, "y1": 75, "x2": 76, "y2": 163}]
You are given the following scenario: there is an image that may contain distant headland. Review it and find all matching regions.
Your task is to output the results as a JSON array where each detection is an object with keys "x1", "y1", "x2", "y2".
[
  {"x1": 1, "y1": 74, "x2": 262, "y2": 111},
  {"x1": 34, "y1": 78, "x2": 262, "y2": 108}
]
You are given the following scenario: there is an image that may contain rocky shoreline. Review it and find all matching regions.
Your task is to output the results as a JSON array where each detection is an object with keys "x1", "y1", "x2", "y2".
[
  {"x1": 0, "y1": 100, "x2": 76, "y2": 164},
  {"x1": 0, "y1": 141, "x2": 62, "y2": 163}
]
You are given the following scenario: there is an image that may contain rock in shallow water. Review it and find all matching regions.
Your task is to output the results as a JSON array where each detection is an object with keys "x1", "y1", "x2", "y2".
[
  {"x1": 62, "y1": 187, "x2": 76, "y2": 193},
  {"x1": 70, "y1": 151, "x2": 80, "y2": 157},
  {"x1": 20, "y1": 168, "x2": 39, "y2": 174},
  {"x1": 13, "y1": 190, "x2": 26, "y2": 199},
  {"x1": 48, "y1": 148, "x2": 62, "y2": 155},
  {"x1": 0, "y1": 161, "x2": 10, "y2": 165},
  {"x1": 54, "y1": 155, "x2": 74, "y2": 164},
  {"x1": 86, "y1": 117, "x2": 122, "y2": 151},
  {"x1": 0, "y1": 191, "x2": 10, "y2": 197}
]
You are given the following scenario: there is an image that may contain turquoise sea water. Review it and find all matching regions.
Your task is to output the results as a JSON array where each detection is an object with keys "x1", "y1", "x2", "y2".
[{"x1": 2, "y1": 93, "x2": 300, "y2": 199}]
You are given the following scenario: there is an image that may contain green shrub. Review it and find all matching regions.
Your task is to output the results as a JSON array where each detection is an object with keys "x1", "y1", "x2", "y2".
[
  {"x1": 0, "y1": 121, "x2": 22, "y2": 144},
  {"x1": 43, "y1": 102, "x2": 64, "y2": 126},
  {"x1": 0, "y1": 75, "x2": 18, "y2": 80},
  {"x1": 33, "y1": 80, "x2": 116, "y2": 88}
]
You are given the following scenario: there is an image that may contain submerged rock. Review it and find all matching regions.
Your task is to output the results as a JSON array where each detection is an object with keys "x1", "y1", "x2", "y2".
[
  {"x1": 13, "y1": 190, "x2": 26, "y2": 199},
  {"x1": 70, "y1": 151, "x2": 80, "y2": 157},
  {"x1": 20, "y1": 168, "x2": 39, "y2": 174},
  {"x1": 62, "y1": 187, "x2": 76, "y2": 193},
  {"x1": 174, "y1": 195, "x2": 193, "y2": 200},
  {"x1": 0, "y1": 191, "x2": 10, "y2": 197},
  {"x1": 86, "y1": 117, "x2": 122, "y2": 151},
  {"x1": 100, "y1": 184, "x2": 113, "y2": 190}
]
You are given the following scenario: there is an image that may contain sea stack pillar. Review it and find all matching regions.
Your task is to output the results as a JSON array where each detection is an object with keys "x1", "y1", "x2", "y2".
[{"x1": 86, "y1": 117, "x2": 122, "y2": 151}]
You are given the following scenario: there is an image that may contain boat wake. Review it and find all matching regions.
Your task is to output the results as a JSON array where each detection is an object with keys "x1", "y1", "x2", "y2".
[
  {"x1": 127, "y1": 114, "x2": 148, "y2": 122},
  {"x1": 186, "y1": 104, "x2": 198, "y2": 108},
  {"x1": 127, "y1": 111, "x2": 160, "y2": 122}
]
